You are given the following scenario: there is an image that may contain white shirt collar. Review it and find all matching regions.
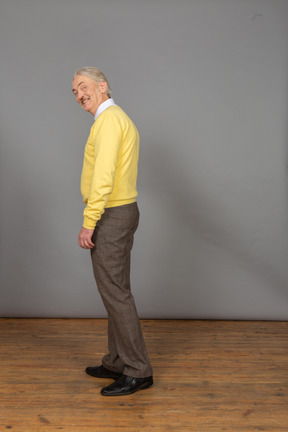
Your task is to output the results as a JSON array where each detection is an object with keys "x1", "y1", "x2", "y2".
[{"x1": 94, "y1": 98, "x2": 116, "y2": 121}]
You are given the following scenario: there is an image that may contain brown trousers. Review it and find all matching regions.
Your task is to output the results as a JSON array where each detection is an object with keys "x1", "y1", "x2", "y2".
[{"x1": 90, "y1": 202, "x2": 153, "y2": 378}]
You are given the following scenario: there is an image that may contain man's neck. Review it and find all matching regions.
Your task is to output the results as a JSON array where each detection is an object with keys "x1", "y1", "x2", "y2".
[{"x1": 94, "y1": 98, "x2": 116, "y2": 121}]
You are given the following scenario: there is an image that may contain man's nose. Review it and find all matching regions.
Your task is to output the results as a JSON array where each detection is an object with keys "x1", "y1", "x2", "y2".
[{"x1": 77, "y1": 90, "x2": 83, "y2": 101}]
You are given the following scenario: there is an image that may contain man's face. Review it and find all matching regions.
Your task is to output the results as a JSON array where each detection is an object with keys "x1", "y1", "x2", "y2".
[{"x1": 72, "y1": 75, "x2": 108, "y2": 116}]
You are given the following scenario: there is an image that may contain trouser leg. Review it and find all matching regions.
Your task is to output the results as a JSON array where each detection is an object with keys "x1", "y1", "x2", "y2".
[{"x1": 90, "y1": 203, "x2": 153, "y2": 378}]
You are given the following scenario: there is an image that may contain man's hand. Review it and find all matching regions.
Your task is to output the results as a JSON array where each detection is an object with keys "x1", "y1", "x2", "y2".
[{"x1": 78, "y1": 227, "x2": 95, "y2": 249}]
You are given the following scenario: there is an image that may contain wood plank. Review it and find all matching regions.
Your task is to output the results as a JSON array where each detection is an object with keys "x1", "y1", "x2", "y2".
[{"x1": 0, "y1": 319, "x2": 287, "y2": 431}]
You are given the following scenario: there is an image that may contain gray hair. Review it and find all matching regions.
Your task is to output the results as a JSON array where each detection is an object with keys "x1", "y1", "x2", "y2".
[{"x1": 74, "y1": 67, "x2": 112, "y2": 97}]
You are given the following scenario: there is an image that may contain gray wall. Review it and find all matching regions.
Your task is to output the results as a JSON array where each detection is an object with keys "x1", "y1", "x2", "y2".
[{"x1": 1, "y1": 0, "x2": 288, "y2": 319}]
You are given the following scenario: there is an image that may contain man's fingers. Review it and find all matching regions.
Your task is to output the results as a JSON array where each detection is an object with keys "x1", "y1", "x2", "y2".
[
  {"x1": 86, "y1": 241, "x2": 95, "y2": 249},
  {"x1": 85, "y1": 237, "x2": 95, "y2": 248},
  {"x1": 79, "y1": 239, "x2": 95, "y2": 249},
  {"x1": 78, "y1": 227, "x2": 95, "y2": 249}
]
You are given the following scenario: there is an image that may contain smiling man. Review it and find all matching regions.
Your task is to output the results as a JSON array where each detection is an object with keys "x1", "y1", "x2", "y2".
[{"x1": 72, "y1": 67, "x2": 153, "y2": 396}]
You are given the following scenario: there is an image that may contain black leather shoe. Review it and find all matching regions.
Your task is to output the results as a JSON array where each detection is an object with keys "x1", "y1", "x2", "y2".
[
  {"x1": 85, "y1": 365, "x2": 122, "y2": 380},
  {"x1": 101, "y1": 374, "x2": 153, "y2": 396}
]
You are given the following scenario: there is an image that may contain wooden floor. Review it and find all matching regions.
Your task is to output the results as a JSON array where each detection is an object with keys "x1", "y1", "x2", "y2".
[{"x1": 0, "y1": 319, "x2": 287, "y2": 432}]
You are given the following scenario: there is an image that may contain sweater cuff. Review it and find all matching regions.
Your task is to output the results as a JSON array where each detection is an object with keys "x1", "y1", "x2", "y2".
[{"x1": 83, "y1": 216, "x2": 96, "y2": 230}]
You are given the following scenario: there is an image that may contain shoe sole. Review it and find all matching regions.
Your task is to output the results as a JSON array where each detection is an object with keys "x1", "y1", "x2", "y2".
[
  {"x1": 101, "y1": 381, "x2": 153, "y2": 396},
  {"x1": 85, "y1": 369, "x2": 121, "y2": 380}
]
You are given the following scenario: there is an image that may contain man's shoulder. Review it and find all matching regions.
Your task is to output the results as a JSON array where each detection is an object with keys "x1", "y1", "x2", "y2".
[
  {"x1": 101, "y1": 105, "x2": 127, "y2": 118},
  {"x1": 95, "y1": 105, "x2": 134, "y2": 127}
]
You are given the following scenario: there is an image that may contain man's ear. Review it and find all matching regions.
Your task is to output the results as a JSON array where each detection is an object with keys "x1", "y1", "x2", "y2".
[{"x1": 99, "y1": 81, "x2": 108, "y2": 94}]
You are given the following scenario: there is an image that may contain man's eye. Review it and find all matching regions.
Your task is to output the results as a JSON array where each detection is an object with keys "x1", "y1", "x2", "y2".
[{"x1": 83, "y1": 86, "x2": 87, "y2": 90}]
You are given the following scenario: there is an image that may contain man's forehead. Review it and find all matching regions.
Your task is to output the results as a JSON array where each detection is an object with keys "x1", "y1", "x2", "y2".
[
  {"x1": 75, "y1": 80, "x2": 84, "y2": 87},
  {"x1": 73, "y1": 75, "x2": 84, "y2": 86},
  {"x1": 72, "y1": 75, "x2": 92, "y2": 88}
]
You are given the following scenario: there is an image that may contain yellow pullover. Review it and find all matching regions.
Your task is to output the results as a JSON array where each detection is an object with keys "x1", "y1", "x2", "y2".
[{"x1": 81, "y1": 105, "x2": 139, "y2": 229}]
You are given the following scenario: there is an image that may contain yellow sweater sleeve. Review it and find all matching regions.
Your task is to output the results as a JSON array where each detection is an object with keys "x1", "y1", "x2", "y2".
[
  {"x1": 80, "y1": 106, "x2": 139, "y2": 229},
  {"x1": 82, "y1": 112, "x2": 121, "y2": 228}
]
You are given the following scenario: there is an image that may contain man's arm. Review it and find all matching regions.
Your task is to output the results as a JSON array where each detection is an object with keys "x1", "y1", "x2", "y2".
[
  {"x1": 82, "y1": 112, "x2": 122, "y2": 229},
  {"x1": 78, "y1": 112, "x2": 122, "y2": 249}
]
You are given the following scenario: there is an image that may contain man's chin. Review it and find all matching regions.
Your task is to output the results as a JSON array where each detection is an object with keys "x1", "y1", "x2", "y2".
[{"x1": 82, "y1": 105, "x2": 91, "y2": 113}]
